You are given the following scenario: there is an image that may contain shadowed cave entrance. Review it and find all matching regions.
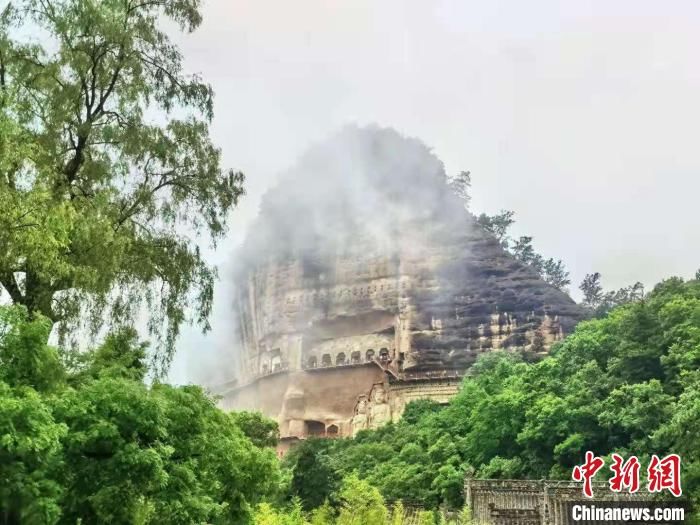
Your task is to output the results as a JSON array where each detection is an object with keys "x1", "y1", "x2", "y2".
[
  {"x1": 304, "y1": 420, "x2": 340, "y2": 438},
  {"x1": 305, "y1": 420, "x2": 325, "y2": 437}
]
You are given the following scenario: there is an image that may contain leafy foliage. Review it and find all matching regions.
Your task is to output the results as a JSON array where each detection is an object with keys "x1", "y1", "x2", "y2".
[
  {"x1": 579, "y1": 272, "x2": 645, "y2": 317},
  {"x1": 508, "y1": 236, "x2": 571, "y2": 290},
  {"x1": 336, "y1": 474, "x2": 388, "y2": 525},
  {"x1": 253, "y1": 476, "x2": 473, "y2": 525},
  {"x1": 0, "y1": 382, "x2": 65, "y2": 524},
  {"x1": 0, "y1": 0, "x2": 244, "y2": 367},
  {"x1": 286, "y1": 438, "x2": 341, "y2": 511},
  {"x1": 0, "y1": 306, "x2": 278, "y2": 524},
  {"x1": 0, "y1": 305, "x2": 63, "y2": 392},
  {"x1": 232, "y1": 411, "x2": 281, "y2": 449},
  {"x1": 475, "y1": 210, "x2": 514, "y2": 249}
]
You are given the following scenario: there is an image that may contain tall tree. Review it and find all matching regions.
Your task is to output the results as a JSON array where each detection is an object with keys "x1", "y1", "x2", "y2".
[
  {"x1": 579, "y1": 272, "x2": 604, "y2": 309},
  {"x1": 579, "y1": 272, "x2": 645, "y2": 317},
  {"x1": 288, "y1": 440, "x2": 340, "y2": 511},
  {"x1": 0, "y1": 0, "x2": 244, "y2": 367},
  {"x1": 447, "y1": 171, "x2": 472, "y2": 211}
]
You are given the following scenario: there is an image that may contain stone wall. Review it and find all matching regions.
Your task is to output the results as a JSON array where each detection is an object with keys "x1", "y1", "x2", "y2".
[
  {"x1": 388, "y1": 378, "x2": 463, "y2": 424},
  {"x1": 464, "y1": 479, "x2": 662, "y2": 525},
  {"x1": 219, "y1": 365, "x2": 385, "y2": 438}
]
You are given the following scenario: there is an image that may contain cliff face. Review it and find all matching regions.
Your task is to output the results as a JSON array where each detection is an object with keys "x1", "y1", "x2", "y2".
[{"x1": 222, "y1": 126, "x2": 585, "y2": 439}]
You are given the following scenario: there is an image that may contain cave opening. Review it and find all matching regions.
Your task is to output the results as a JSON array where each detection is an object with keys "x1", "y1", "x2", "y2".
[{"x1": 305, "y1": 420, "x2": 325, "y2": 437}]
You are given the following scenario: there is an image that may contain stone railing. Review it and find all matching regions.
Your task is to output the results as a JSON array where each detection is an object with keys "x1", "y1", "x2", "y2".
[
  {"x1": 400, "y1": 369, "x2": 467, "y2": 381},
  {"x1": 301, "y1": 357, "x2": 391, "y2": 370},
  {"x1": 302, "y1": 358, "x2": 376, "y2": 371}
]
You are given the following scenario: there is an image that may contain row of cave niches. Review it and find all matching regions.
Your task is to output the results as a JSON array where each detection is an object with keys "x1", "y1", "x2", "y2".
[
  {"x1": 303, "y1": 348, "x2": 392, "y2": 370},
  {"x1": 257, "y1": 348, "x2": 393, "y2": 377},
  {"x1": 304, "y1": 420, "x2": 340, "y2": 438}
]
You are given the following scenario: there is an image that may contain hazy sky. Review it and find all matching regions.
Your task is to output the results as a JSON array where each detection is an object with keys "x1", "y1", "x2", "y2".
[{"x1": 169, "y1": 0, "x2": 700, "y2": 384}]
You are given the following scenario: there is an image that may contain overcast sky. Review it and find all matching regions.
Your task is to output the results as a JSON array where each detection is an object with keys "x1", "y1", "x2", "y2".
[{"x1": 169, "y1": 0, "x2": 700, "y2": 384}]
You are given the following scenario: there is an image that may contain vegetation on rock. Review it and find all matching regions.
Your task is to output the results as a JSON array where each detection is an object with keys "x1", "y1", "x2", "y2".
[{"x1": 281, "y1": 276, "x2": 700, "y2": 512}]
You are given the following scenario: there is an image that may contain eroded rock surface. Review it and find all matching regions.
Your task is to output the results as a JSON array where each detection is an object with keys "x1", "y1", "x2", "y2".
[{"x1": 219, "y1": 126, "x2": 585, "y2": 440}]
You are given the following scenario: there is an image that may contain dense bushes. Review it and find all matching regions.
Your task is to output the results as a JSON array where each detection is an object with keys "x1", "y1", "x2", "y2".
[
  {"x1": 0, "y1": 307, "x2": 279, "y2": 524},
  {"x1": 252, "y1": 475, "x2": 473, "y2": 525}
]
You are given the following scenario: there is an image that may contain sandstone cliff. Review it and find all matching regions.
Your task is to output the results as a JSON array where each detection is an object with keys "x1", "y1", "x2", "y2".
[{"x1": 222, "y1": 125, "x2": 585, "y2": 439}]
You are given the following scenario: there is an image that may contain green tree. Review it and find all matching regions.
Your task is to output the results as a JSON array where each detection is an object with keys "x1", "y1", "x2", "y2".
[
  {"x1": 389, "y1": 501, "x2": 406, "y2": 525},
  {"x1": 579, "y1": 272, "x2": 604, "y2": 309},
  {"x1": 252, "y1": 502, "x2": 286, "y2": 525},
  {"x1": 475, "y1": 210, "x2": 514, "y2": 249},
  {"x1": 0, "y1": 0, "x2": 244, "y2": 366},
  {"x1": 579, "y1": 273, "x2": 645, "y2": 317},
  {"x1": 53, "y1": 377, "x2": 170, "y2": 524},
  {"x1": 448, "y1": 174, "x2": 570, "y2": 291},
  {"x1": 541, "y1": 258, "x2": 571, "y2": 291},
  {"x1": 52, "y1": 378, "x2": 279, "y2": 524},
  {"x1": 252, "y1": 499, "x2": 309, "y2": 525},
  {"x1": 0, "y1": 382, "x2": 65, "y2": 525},
  {"x1": 0, "y1": 306, "x2": 279, "y2": 524},
  {"x1": 458, "y1": 505, "x2": 473, "y2": 525},
  {"x1": 231, "y1": 410, "x2": 280, "y2": 449},
  {"x1": 654, "y1": 373, "x2": 700, "y2": 503},
  {"x1": 310, "y1": 502, "x2": 335, "y2": 525},
  {"x1": 447, "y1": 171, "x2": 472, "y2": 211},
  {"x1": 510, "y1": 236, "x2": 570, "y2": 290},
  {"x1": 288, "y1": 439, "x2": 341, "y2": 511},
  {"x1": 75, "y1": 327, "x2": 148, "y2": 383},
  {"x1": 336, "y1": 474, "x2": 388, "y2": 525},
  {"x1": 0, "y1": 306, "x2": 63, "y2": 392}
]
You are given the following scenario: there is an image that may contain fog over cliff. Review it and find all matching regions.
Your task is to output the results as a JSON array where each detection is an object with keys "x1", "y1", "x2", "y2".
[
  {"x1": 168, "y1": 1, "x2": 700, "y2": 386},
  {"x1": 175, "y1": 126, "x2": 582, "y2": 386},
  {"x1": 178, "y1": 125, "x2": 467, "y2": 386},
  {"x1": 237, "y1": 126, "x2": 461, "y2": 272}
]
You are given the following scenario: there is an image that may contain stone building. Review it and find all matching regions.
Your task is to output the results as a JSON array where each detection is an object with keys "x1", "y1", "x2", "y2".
[
  {"x1": 464, "y1": 479, "x2": 673, "y2": 525},
  {"x1": 216, "y1": 126, "x2": 584, "y2": 446}
]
